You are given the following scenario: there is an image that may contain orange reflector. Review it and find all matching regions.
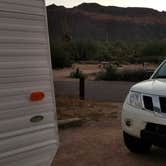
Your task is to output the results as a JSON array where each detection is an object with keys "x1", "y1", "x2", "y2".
[{"x1": 30, "y1": 92, "x2": 45, "y2": 101}]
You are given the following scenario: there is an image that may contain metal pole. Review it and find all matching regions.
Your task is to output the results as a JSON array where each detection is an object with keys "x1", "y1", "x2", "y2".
[{"x1": 79, "y1": 77, "x2": 85, "y2": 100}]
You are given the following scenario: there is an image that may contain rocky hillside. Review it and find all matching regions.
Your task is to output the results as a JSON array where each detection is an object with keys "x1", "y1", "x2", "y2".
[{"x1": 47, "y1": 3, "x2": 166, "y2": 42}]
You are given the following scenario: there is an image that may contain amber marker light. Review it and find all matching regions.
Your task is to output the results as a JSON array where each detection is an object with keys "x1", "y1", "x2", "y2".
[{"x1": 30, "y1": 92, "x2": 45, "y2": 101}]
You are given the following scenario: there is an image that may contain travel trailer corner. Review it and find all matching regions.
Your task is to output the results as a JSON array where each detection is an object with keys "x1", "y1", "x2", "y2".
[{"x1": 0, "y1": 0, "x2": 59, "y2": 165}]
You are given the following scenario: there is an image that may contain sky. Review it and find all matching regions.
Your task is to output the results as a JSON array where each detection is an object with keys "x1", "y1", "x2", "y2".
[{"x1": 46, "y1": 0, "x2": 166, "y2": 11}]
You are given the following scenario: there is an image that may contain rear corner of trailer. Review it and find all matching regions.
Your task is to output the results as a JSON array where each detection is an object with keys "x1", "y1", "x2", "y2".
[{"x1": 0, "y1": 0, "x2": 59, "y2": 165}]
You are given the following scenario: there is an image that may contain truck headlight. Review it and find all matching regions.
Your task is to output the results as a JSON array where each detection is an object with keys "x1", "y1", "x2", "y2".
[{"x1": 127, "y1": 91, "x2": 143, "y2": 109}]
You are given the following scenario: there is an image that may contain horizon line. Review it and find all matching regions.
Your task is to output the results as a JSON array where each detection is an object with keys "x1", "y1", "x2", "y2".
[{"x1": 46, "y1": 2, "x2": 164, "y2": 12}]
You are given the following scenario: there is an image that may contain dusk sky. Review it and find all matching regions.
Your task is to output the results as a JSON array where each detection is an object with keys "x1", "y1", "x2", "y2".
[{"x1": 46, "y1": 0, "x2": 166, "y2": 11}]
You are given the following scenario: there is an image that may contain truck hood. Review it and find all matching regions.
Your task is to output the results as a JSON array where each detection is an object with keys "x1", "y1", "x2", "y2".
[{"x1": 131, "y1": 79, "x2": 166, "y2": 96}]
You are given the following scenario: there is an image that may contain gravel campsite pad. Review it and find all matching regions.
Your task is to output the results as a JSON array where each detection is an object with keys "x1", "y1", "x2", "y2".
[{"x1": 52, "y1": 97, "x2": 166, "y2": 166}]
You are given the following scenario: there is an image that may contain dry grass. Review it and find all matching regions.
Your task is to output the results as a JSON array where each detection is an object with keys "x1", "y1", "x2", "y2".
[{"x1": 56, "y1": 96, "x2": 121, "y2": 121}]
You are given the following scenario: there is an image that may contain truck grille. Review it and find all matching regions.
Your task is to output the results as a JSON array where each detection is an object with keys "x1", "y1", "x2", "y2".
[
  {"x1": 159, "y1": 97, "x2": 166, "y2": 113},
  {"x1": 143, "y1": 95, "x2": 166, "y2": 114},
  {"x1": 143, "y1": 96, "x2": 153, "y2": 111}
]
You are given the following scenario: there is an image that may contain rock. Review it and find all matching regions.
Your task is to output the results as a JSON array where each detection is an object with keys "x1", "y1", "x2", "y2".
[{"x1": 58, "y1": 118, "x2": 83, "y2": 129}]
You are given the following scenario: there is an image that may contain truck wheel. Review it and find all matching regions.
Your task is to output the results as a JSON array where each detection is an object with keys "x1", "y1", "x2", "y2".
[{"x1": 123, "y1": 132, "x2": 152, "y2": 153}]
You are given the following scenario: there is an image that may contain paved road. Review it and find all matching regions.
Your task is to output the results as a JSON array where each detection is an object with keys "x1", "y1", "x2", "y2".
[{"x1": 54, "y1": 80, "x2": 135, "y2": 102}]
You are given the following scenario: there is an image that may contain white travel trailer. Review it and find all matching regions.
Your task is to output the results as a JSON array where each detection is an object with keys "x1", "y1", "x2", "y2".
[{"x1": 0, "y1": 0, "x2": 59, "y2": 165}]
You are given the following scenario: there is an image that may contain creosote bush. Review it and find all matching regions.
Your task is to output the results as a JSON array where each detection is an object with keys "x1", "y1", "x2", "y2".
[
  {"x1": 97, "y1": 65, "x2": 152, "y2": 82},
  {"x1": 70, "y1": 68, "x2": 86, "y2": 79}
]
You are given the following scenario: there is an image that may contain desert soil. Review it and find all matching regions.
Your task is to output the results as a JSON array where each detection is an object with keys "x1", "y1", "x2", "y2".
[{"x1": 52, "y1": 97, "x2": 166, "y2": 166}]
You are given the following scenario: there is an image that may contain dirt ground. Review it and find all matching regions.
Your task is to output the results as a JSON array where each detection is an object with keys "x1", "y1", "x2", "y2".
[{"x1": 52, "y1": 97, "x2": 166, "y2": 166}]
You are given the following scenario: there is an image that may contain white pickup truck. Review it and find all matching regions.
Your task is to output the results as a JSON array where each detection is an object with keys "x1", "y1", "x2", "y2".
[{"x1": 122, "y1": 60, "x2": 166, "y2": 153}]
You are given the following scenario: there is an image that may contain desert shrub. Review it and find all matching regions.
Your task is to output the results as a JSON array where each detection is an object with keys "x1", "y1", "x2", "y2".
[
  {"x1": 70, "y1": 68, "x2": 86, "y2": 79},
  {"x1": 118, "y1": 70, "x2": 149, "y2": 82},
  {"x1": 97, "y1": 64, "x2": 151, "y2": 82},
  {"x1": 50, "y1": 40, "x2": 74, "y2": 69},
  {"x1": 136, "y1": 42, "x2": 166, "y2": 64},
  {"x1": 96, "y1": 64, "x2": 118, "y2": 80},
  {"x1": 49, "y1": 38, "x2": 165, "y2": 69}
]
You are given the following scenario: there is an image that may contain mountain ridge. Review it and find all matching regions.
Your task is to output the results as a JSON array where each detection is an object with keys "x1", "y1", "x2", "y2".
[{"x1": 47, "y1": 3, "x2": 166, "y2": 42}]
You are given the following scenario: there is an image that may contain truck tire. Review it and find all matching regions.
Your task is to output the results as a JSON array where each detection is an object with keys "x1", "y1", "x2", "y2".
[{"x1": 123, "y1": 132, "x2": 152, "y2": 153}]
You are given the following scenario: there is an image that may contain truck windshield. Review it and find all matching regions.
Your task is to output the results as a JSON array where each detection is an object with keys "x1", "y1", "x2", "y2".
[{"x1": 153, "y1": 61, "x2": 166, "y2": 79}]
